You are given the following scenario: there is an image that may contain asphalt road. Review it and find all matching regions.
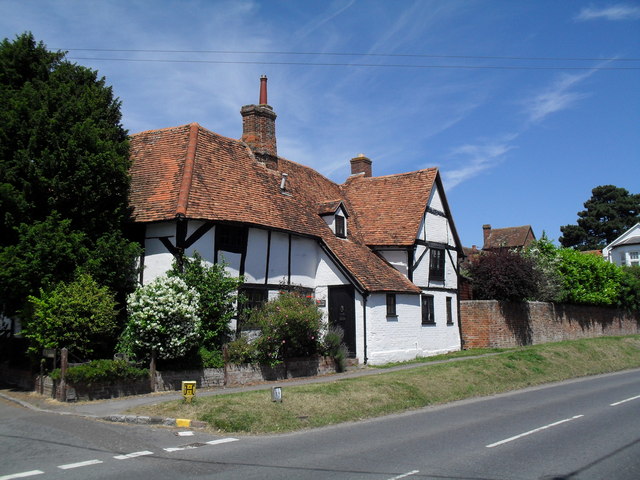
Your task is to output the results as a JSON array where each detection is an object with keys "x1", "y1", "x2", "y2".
[{"x1": 2, "y1": 369, "x2": 639, "y2": 479}]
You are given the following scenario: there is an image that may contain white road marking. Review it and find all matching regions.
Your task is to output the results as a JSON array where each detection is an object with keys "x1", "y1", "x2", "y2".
[
  {"x1": 114, "y1": 450, "x2": 154, "y2": 460},
  {"x1": 206, "y1": 438, "x2": 239, "y2": 446},
  {"x1": 387, "y1": 471, "x2": 420, "y2": 480},
  {"x1": 164, "y1": 445, "x2": 199, "y2": 452},
  {"x1": 57, "y1": 459, "x2": 103, "y2": 470},
  {"x1": 610, "y1": 394, "x2": 640, "y2": 406},
  {"x1": 486, "y1": 415, "x2": 584, "y2": 448},
  {"x1": 177, "y1": 431, "x2": 194, "y2": 436},
  {"x1": 0, "y1": 471, "x2": 44, "y2": 480}
]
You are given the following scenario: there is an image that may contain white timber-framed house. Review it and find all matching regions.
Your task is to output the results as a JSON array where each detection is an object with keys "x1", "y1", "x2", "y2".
[{"x1": 129, "y1": 77, "x2": 464, "y2": 365}]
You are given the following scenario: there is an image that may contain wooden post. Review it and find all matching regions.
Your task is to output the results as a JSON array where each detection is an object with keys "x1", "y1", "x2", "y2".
[
  {"x1": 223, "y1": 344, "x2": 228, "y2": 387},
  {"x1": 149, "y1": 350, "x2": 157, "y2": 392},
  {"x1": 59, "y1": 348, "x2": 68, "y2": 402}
]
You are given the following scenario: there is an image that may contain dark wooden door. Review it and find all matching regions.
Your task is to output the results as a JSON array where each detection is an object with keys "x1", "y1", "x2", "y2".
[{"x1": 328, "y1": 285, "x2": 356, "y2": 357}]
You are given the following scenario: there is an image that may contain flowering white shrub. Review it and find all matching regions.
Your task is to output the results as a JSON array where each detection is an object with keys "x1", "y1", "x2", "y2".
[{"x1": 119, "y1": 275, "x2": 201, "y2": 360}]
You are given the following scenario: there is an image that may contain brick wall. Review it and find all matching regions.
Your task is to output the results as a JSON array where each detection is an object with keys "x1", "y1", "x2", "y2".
[
  {"x1": 5, "y1": 356, "x2": 337, "y2": 402},
  {"x1": 461, "y1": 300, "x2": 640, "y2": 349}
]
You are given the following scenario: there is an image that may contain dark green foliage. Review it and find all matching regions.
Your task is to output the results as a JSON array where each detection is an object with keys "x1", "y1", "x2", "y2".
[
  {"x1": 322, "y1": 325, "x2": 348, "y2": 372},
  {"x1": 0, "y1": 32, "x2": 139, "y2": 319},
  {"x1": 250, "y1": 291, "x2": 323, "y2": 366},
  {"x1": 467, "y1": 249, "x2": 541, "y2": 301},
  {"x1": 225, "y1": 336, "x2": 258, "y2": 365},
  {"x1": 197, "y1": 346, "x2": 225, "y2": 368},
  {"x1": 560, "y1": 185, "x2": 640, "y2": 250},
  {"x1": 50, "y1": 359, "x2": 148, "y2": 385},
  {"x1": 24, "y1": 273, "x2": 119, "y2": 359},
  {"x1": 556, "y1": 248, "x2": 622, "y2": 306},
  {"x1": 168, "y1": 252, "x2": 244, "y2": 350},
  {"x1": 617, "y1": 266, "x2": 640, "y2": 312}
]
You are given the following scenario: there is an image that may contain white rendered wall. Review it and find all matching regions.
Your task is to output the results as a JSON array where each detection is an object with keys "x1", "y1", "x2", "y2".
[
  {"x1": 365, "y1": 292, "x2": 460, "y2": 365},
  {"x1": 143, "y1": 222, "x2": 177, "y2": 284},
  {"x1": 244, "y1": 228, "x2": 268, "y2": 283},
  {"x1": 378, "y1": 250, "x2": 409, "y2": 277},
  {"x1": 184, "y1": 220, "x2": 214, "y2": 260},
  {"x1": 290, "y1": 236, "x2": 318, "y2": 288}
]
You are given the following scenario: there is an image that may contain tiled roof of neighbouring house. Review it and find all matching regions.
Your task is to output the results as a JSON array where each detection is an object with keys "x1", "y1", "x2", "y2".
[{"x1": 483, "y1": 225, "x2": 535, "y2": 250}]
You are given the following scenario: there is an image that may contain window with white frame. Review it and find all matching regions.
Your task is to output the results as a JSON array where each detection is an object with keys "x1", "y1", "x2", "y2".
[{"x1": 630, "y1": 251, "x2": 639, "y2": 266}]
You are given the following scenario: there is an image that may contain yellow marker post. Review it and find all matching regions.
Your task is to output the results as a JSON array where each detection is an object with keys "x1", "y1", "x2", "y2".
[{"x1": 182, "y1": 381, "x2": 197, "y2": 404}]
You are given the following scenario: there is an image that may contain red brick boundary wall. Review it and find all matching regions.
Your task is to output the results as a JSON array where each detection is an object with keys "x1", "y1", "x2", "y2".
[{"x1": 460, "y1": 300, "x2": 640, "y2": 349}]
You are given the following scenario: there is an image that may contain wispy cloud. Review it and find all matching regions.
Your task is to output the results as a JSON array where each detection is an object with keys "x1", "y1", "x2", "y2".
[
  {"x1": 524, "y1": 70, "x2": 595, "y2": 123},
  {"x1": 575, "y1": 4, "x2": 640, "y2": 21},
  {"x1": 442, "y1": 139, "x2": 516, "y2": 190}
]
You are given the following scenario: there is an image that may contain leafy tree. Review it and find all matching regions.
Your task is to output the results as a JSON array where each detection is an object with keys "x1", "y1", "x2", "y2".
[
  {"x1": 556, "y1": 248, "x2": 622, "y2": 306},
  {"x1": 0, "y1": 32, "x2": 139, "y2": 318},
  {"x1": 119, "y1": 276, "x2": 201, "y2": 361},
  {"x1": 560, "y1": 185, "x2": 640, "y2": 250},
  {"x1": 467, "y1": 249, "x2": 541, "y2": 302},
  {"x1": 524, "y1": 234, "x2": 566, "y2": 302},
  {"x1": 23, "y1": 273, "x2": 119, "y2": 359},
  {"x1": 168, "y1": 253, "x2": 243, "y2": 350}
]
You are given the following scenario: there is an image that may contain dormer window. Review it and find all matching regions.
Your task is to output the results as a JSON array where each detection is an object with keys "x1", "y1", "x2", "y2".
[
  {"x1": 318, "y1": 200, "x2": 349, "y2": 239},
  {"x1": 335, "y1": 214, "x2": 346, "y2": 238}
]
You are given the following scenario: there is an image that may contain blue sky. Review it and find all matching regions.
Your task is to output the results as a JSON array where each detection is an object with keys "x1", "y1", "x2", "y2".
[{"x1": 2, "y1": 1, "x2": 639, "y2": 248}]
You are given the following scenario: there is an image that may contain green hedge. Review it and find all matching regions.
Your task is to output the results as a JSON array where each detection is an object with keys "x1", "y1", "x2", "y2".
[{"x1": 50, "y1": 359, "x2": 148, "y2": 385}]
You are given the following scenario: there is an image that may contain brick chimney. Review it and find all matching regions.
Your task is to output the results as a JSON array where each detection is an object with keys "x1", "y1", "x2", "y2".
[
  {"x1": 350, "y1": 154, "x2": 372, "y2": 177},
  {"x1": 241, "y1": 75, "x2": 278, "y2": 170},
  {"x1": 482, "y1": 224, "x2": 492, "y2": 247}
]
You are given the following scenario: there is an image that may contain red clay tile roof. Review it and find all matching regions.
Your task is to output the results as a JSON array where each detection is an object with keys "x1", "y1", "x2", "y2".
[
  {"x1": 483, "y1": 225, "x2": 535, "y2": 250},
  {"x1": 129, "y1": 123, "x2": 419, "y2": 293},
  {"x1": 317, "y1": 200, "x2": 347, "y2": 216},
  {"x1": 343, "y1": 169, "x2": 438, "y2": 246}
]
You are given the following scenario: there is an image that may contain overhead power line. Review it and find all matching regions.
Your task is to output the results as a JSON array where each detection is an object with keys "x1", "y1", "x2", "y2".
[
  {"x1": 67, "y1": 56, "x2": 640, "y2": 70},
  {"x1": 59, "y1": 47, "x2": 640, "y2": 62}
]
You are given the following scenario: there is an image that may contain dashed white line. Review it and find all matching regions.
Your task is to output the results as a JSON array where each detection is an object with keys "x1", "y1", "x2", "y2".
[
  {"x1": 206, "y1": 438, "x2": 239, "y2": 446},
  {"x1": 0, "y1": 471, "x2": 44, "y2": 480},
  {"x1": 486, "y1": 415, "x2": 584, "y2": 448},
  {"x1": 387, "y1": 471, "x2": 420, "y2": 480},
  {"x1": 610, "y1": 394, "x2": 640, "y2": 406},
  {"x1": 57, "y1": 459, "x2": 103, "y2": 470},
  {"x1": 164, "y1": 445, "x2": 199, "y2": 452},
  {"x1": 113, "y1": 450, "x2": 154, "y2": 460}
]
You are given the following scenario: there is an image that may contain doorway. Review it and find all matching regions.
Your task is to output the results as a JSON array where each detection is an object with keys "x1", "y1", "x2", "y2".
[{"x1": 328, "y1": 285, "x2": 356, "y2": 357}]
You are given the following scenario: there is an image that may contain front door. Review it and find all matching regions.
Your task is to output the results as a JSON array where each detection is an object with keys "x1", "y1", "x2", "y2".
[{"x1": 328, "y1": 285, "x2": 356, "y2": 357}]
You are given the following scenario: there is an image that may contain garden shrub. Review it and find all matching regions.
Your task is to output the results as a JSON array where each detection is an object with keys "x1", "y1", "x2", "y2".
[
  {"x1": 618, "y1": 266, "x2": 640, "y2": 312},
  {"x1": 118, "y1": 275, "x2": 201, "y2": 361},
  {"x1": 322, "y1": 325, "x2": 349, "y2": 372},
  {"x1": 467, "y1": 249, "x2": 541, "y2": 301},
  {"x1": 557, "y1": 248, "x2": 622, "y2": 305},
  {"x1": 198, "y1": 346, "x2": 225, "y2": 368},
  {"x1": 225, "y1": 336, "x2": 258, "y2": 365},
  {"x1": 249, "y1": 290, "x2": 323, "y2": 366},
  {"x1": 50, "y1": 359, "x2": 148, "y2": 385}
]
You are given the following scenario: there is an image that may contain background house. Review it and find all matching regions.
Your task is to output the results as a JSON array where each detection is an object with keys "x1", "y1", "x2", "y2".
[
  {"x1": 602, "y1": 223, "x2": 640, "y2": 267},
  {"x1": 482, "y1": 224, "x2": 536, "y2": 251},
  {"x1": 128, "y1": 77, "x2": 463, "y2": 365}
]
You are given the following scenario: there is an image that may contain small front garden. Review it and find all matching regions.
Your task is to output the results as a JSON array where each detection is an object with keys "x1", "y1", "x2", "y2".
[{"x1": 18, "y1": 253, "x2": 348, "y2": 400}]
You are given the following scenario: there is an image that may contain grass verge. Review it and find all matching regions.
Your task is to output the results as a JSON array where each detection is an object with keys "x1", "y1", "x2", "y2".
[{"x1": 128, "y1": 335, "x2": 640, "y2": 435}]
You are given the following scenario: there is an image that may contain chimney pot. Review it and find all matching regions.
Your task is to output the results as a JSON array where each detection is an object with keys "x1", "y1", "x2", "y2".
[{"x1": 259, "y1": 75, "x2": 268, "y2": 105}]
